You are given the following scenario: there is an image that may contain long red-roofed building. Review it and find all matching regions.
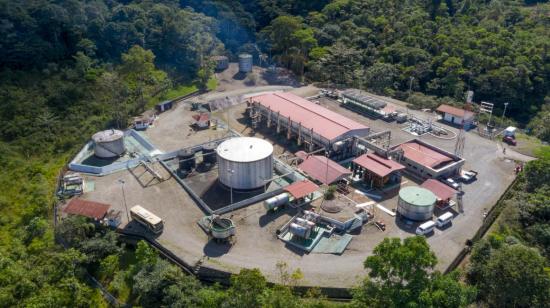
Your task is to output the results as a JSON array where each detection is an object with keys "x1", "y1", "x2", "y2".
[{"x1": 248, "y1": 92, "x2": 369, "y2": 153}]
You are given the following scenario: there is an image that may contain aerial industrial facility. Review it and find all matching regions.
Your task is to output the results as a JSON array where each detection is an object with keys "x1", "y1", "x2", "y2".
[{"x1": 56, "y1": 66, "x2": 519, "y2": 287}]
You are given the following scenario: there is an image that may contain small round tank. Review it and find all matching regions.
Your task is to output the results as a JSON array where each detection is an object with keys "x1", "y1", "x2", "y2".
[
  {"x1": 397, "y1": 186, "x2": 436, "y2": 221},
  {"x1": 210, "y1": 217, "x2": 236, "y2": 239},
  {"x1": 213, "y1": 55, "x2": 229, "y2": 71},
  {"x1": 178, "y1": 149, "x2": 196, "y2": 171},
  {"x1": 202, "y1": 143, "x2": 217, "y2": 165},
  {"x1": 92, "y1": 129, "x2": 125, "y2": 158},
  {"x1": 238, "y1": 54, "x2": 253, "y2": 73}
]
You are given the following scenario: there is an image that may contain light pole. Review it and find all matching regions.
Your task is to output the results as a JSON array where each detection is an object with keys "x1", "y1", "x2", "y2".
[
  {"x1": 227, "y1": 169, "x2": 234, "y2": 204},
  {"x1": 502, "y1": 102, "x2": 509, "y2": 127},
  {"x1": 409, "y1": 76, "x2": 414, "y2": 95},
  {"x1": 118, "y1": 179, "x2": 130, "y2": 222}
]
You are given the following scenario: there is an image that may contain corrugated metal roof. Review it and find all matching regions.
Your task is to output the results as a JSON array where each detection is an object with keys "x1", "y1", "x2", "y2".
[
  {"x1": 284, "y1": 180, "x2": 319, "y2": 199},
  {"x1": 436, "y1": 104, "x2": 474, "y2": 119},
  {"x1": 398, "y1": 140, "x2": 453, "y2": 169},
  {"x1": 63, "y1": 198, "x2": 110, "y2": 220},
  {"x1": 298, "y1": 155, "x2": 352, "y2": 185},
  {"x1": 250, "y1": 92, "x2": 369, "y2": 141},
  {"x1": 353, "y1": 154, "x2": 405, "y2": 177},
  {"x1": 342, "y1": 89, "x2": 387, "y2": 109},
  {"x1": 421, "y1": 179, "x2": 457, "y2": 201}
]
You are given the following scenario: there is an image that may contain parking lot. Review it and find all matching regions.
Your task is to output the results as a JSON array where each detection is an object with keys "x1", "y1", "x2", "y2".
[{"x1": 73, "y1": 86, "x2": 524, "y2": 288}]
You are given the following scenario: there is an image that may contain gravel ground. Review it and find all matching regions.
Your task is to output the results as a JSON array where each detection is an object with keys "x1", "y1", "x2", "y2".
[{"x1": 76, "y1": 84, "x2": 525, "y2": 288}]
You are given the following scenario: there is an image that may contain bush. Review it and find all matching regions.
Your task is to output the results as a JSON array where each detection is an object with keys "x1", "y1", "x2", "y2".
[{"x1": 323, "y1": 185, "x2": 336, "y2": 200}]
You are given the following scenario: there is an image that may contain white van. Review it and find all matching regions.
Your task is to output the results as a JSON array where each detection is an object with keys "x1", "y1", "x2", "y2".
[
  {"x1": 436, "y1": 212, "x2": 454, "y2": 228},
  {"x1": 416, "y1": 221, "x2": 435, "y2": 235}
]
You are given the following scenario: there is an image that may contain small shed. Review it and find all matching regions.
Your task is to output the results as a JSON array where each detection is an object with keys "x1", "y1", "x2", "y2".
[
  {"x1": 192, "y1": 113, "x2": 210, "y2": 129},
  {"x1": 421, "y1": 179, "x2": 457, "y2": 206},
  {"x1": 63, "y1": 198, "x2": 111, "y2": 221},
  {"x1": 436, "y1": 104, "x2": 475, "y2": 130},
  {"x1": 155, "y1": 100, "x2": 173, "y2": 113},
  {"x1": 284, "y1": 179, "x2": 319, "y2": 200},
  {"x1": 297, "y1": 155, "x2": 352, "y2": 185}
]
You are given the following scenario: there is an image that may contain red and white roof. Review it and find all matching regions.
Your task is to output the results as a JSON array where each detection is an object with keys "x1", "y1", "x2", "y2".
[
  {"x1": 436, "y1": 104, "x2": 474, "y2": 119},
  {"x1": 250, "y1": 92, "x2": 369, "y2": 141}
]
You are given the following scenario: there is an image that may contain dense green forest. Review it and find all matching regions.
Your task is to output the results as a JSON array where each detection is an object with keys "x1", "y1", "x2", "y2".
[
  {"x1": 0, "y1": 0, "x2": 549, "y2": 306},
  {"x1": 189, "y1": 0, "x2": 550, "y2": 139}
]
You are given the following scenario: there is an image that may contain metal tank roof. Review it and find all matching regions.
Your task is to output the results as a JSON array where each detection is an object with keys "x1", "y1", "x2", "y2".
[
  {"x1": 216, "y1": 137, "x2": 273, "y2": 163},
  {"x1": 92, "y1": 129, "x2": 124, "y2": 142},
  {"x1": 398, "y1": 186, "x2": 436, "y2": 207}
]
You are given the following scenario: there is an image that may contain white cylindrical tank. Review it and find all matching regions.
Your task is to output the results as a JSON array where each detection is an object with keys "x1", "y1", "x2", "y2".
[
  {"x1": 295, "y1": 217, "x2": 315, "y2": 228},
  {"x1": 92, "y1": 129, "x2": 125, "y2": 158},
  {"x1": 217, "y1": 137, "x2": 273, "y2": 190},
  {"x1": 264, "y1": 193, "x2": 289, "y2": 211},
  {"x1": 238, "y1": 54, "x2": 253, "y2": 73},
  {"x1": 289, "y1": 222, "x2": 311, "y2": 239}
]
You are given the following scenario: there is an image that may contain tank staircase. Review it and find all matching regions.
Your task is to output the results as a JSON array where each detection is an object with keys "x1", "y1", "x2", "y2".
[
  {"x1": 129, "y1": 158, "x2": 166, "y2": 187},
  {"x1": 193, "y1": 255, "x2": 207, "y2": 275}
]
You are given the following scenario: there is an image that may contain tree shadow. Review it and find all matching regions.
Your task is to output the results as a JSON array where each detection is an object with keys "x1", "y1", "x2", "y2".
[{"x1": 259, "y1": 207, "x2": 296, "y2": 227}]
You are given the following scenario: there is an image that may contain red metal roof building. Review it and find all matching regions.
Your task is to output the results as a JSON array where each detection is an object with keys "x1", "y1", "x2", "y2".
[
  {"x1": 421, "y1": 179, "x2": 457, "y2": 201},
  {"x1": 393, "y1": 139, "x2": 465, "y2": 180},
  {"x1": 283, "y1": 179, "x2": 319, "y2": 199},
  {"x1": 436, "y1": 104, "x2": 475, "y2": 130},
  {"x1": 398, "y1": 140, "x2": 454, "y2": 169},
  {"x1": 249, "y1": 92, "x2": 369, "y2": 143},
  {"x1": 353, "y1": 154, "x2": 405, "y2": 177},
  {"x1": 436, "y1": 104, "x2": 474, "y2": 118},
  {"x1": 352, "y1": 154, "x2": 405, "y2": 188},
  {"x1": 421, "y1": 179, "x2": 457, "y2": 208},
  {"x1": 63, "y1": 198, "x2": 110, "y2": 220},
  {"x1": 297, "y1": 155, "x2": 352, "y2": 185}
]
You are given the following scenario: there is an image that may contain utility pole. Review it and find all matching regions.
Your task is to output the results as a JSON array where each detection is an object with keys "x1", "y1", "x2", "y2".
[{"x1": 408, "y1": 76, "x2": 414, "y2": 95}]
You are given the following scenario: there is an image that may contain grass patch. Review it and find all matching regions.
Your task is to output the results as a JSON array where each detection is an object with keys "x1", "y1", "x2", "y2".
[
  {"x1": 513, "y1": 133, "x2": 544, "y2": 157},
  {"x1": 148, "y1": 76, "x2": 218, "y2": 108}
]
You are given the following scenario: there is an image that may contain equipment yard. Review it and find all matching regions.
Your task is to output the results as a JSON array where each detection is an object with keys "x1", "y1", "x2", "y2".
[{"x1": 61, "y1": 82, "x2": 528, "y2": 288}]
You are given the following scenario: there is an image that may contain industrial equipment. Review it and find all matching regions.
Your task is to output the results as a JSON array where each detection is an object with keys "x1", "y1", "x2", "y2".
[
  {"x1": 92, "y1": 129, "x2": 125, "y2": 158},
  {"x1": 216, "y1": 137, "x2": 273, "y2": 190}
]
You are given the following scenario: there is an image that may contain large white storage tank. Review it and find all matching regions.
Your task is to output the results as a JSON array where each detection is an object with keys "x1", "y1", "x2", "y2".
[
  {"x1": 92, "y1": 129, "x2": 125, "y2": 158},
  {"x1": 217, "y1": 137, "x2": 273, "y2": 190},
  {"x1": 397, "y1": 186, "x2": 436, "y2": 221},
  {"x1": 238, "y1": 54, "x2": 253, "y2": 73}
]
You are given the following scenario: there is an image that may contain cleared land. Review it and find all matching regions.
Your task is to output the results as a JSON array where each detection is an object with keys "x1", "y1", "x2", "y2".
[{"x1": 74, "y1": 85, "x2": 529, "y2": 288}]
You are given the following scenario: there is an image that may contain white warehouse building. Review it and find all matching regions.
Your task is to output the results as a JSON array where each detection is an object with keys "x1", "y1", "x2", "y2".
[{"x1": 436, "y1": 104, "x2": 475, "y2": 130}]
